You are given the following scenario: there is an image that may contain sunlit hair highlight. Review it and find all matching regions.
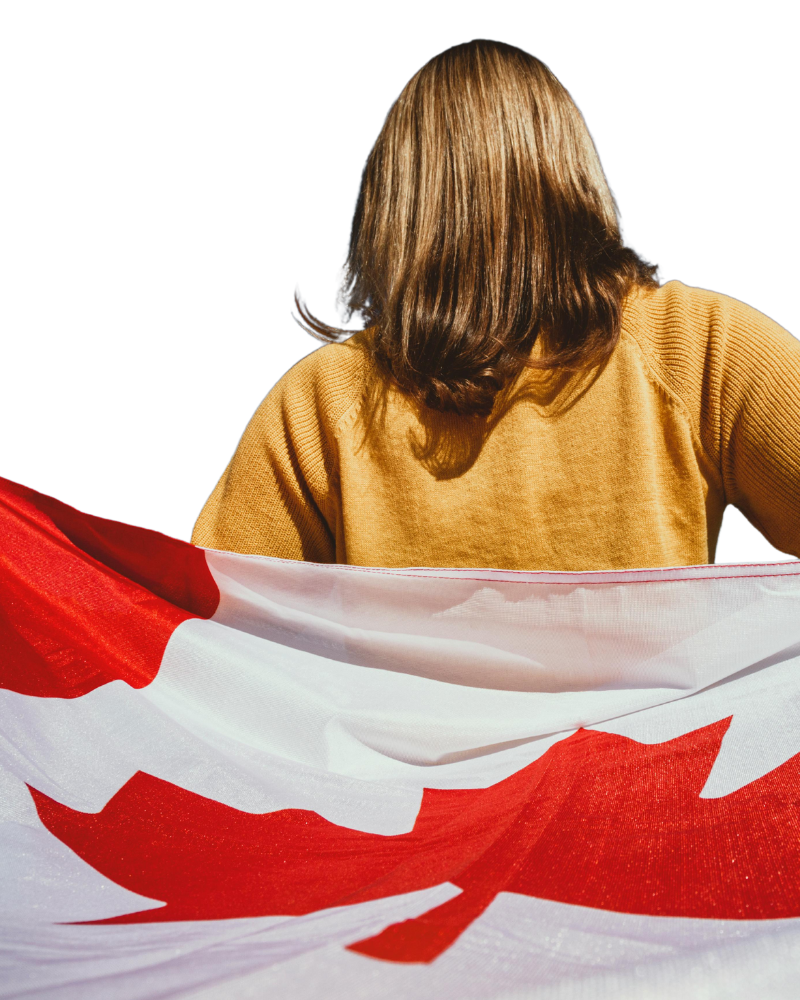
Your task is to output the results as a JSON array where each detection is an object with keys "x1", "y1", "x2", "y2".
[{"x1": 296, "y1": 39, "x2": 657, "y2": 416}]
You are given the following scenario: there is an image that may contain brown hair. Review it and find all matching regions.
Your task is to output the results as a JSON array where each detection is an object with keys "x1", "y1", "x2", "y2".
[{"x1": 297, "y1": 39, "x2": 657, "y2": 417}]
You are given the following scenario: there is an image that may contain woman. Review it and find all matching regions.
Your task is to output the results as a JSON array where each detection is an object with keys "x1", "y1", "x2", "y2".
[{"x1": 193, "y1": 39, "x2": 800, "y2": 571}]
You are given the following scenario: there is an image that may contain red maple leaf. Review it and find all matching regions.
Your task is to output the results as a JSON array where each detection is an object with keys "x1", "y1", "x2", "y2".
[{"x1": 29, "y1": 718, "x2": 800, "y2": 964}]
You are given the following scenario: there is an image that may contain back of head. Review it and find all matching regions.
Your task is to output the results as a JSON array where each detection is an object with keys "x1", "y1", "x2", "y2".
[{"x1": 298, "y1": 39, "x2": 657, "y2": 416}]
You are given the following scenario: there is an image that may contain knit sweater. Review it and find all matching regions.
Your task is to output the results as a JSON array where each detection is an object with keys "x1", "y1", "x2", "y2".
[{"x1": 192, "y1": 281, "x2": 800, "y2": 570}]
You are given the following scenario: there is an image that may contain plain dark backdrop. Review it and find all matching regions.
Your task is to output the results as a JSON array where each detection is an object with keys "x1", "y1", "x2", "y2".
[{"x1": 0, "y1": 29, "x2": 800, "y2": 562}]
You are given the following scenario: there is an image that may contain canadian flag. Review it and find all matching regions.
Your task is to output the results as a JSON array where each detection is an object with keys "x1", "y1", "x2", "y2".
[{"x1": 3, "y1": 476, "x2": 800, "y2": 1000}]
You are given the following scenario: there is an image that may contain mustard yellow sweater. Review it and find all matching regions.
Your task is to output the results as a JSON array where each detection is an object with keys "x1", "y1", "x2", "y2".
[{"x1": 192, "y1": 281, "x2": 800, "y2": 570}]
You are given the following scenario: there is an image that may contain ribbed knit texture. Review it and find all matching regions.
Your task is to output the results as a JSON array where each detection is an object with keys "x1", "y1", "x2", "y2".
[{"x1": 192, "y1": 281, "x2": 800, "y2": 570}]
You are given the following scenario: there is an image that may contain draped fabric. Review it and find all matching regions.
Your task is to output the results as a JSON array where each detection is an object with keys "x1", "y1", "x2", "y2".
[{"x1": 3, "y1": 475, "x2": 800, "y2": 999}]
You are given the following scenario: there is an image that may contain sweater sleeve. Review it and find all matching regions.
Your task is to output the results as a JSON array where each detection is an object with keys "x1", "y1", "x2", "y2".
[
  {"x1": 191, "y1": 339, "x2": 367, "y2": 561},
  {"x1": 637, "y1": 283, "x2": 800, "y2": 559},
  {"x1": 716, "y1": 299, "x2": 800, "y2": 557}
]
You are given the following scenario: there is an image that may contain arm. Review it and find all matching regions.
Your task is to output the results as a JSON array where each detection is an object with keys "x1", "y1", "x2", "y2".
[
  {"x1": 191, "y1": 351, "x2": 350, "y2": 562},
  {"x1": 716, "y1": 298, "x2": 800, "y2": 558}
]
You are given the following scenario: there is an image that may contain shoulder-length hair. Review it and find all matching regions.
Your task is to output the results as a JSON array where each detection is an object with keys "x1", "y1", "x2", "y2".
[{"x1": 297, "y1": 39, "x2": 657, "y2": 417}]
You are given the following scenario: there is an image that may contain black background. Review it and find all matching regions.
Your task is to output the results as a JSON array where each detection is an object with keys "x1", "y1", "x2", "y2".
[{"x1": 0, "y1": 25, "x2": 800, "y2": 562}]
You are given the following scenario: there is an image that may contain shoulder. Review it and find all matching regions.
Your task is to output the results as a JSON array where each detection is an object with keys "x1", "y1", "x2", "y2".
[
  {"x1": 622, "y1": 279, "x2": 798, "y2": 392},
  {"x1": 256, "y1": 329, "x2": 375, "y2": 431},
  {"x1": 625, "y1": 279, "x2": 797, "y2": 350}
]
